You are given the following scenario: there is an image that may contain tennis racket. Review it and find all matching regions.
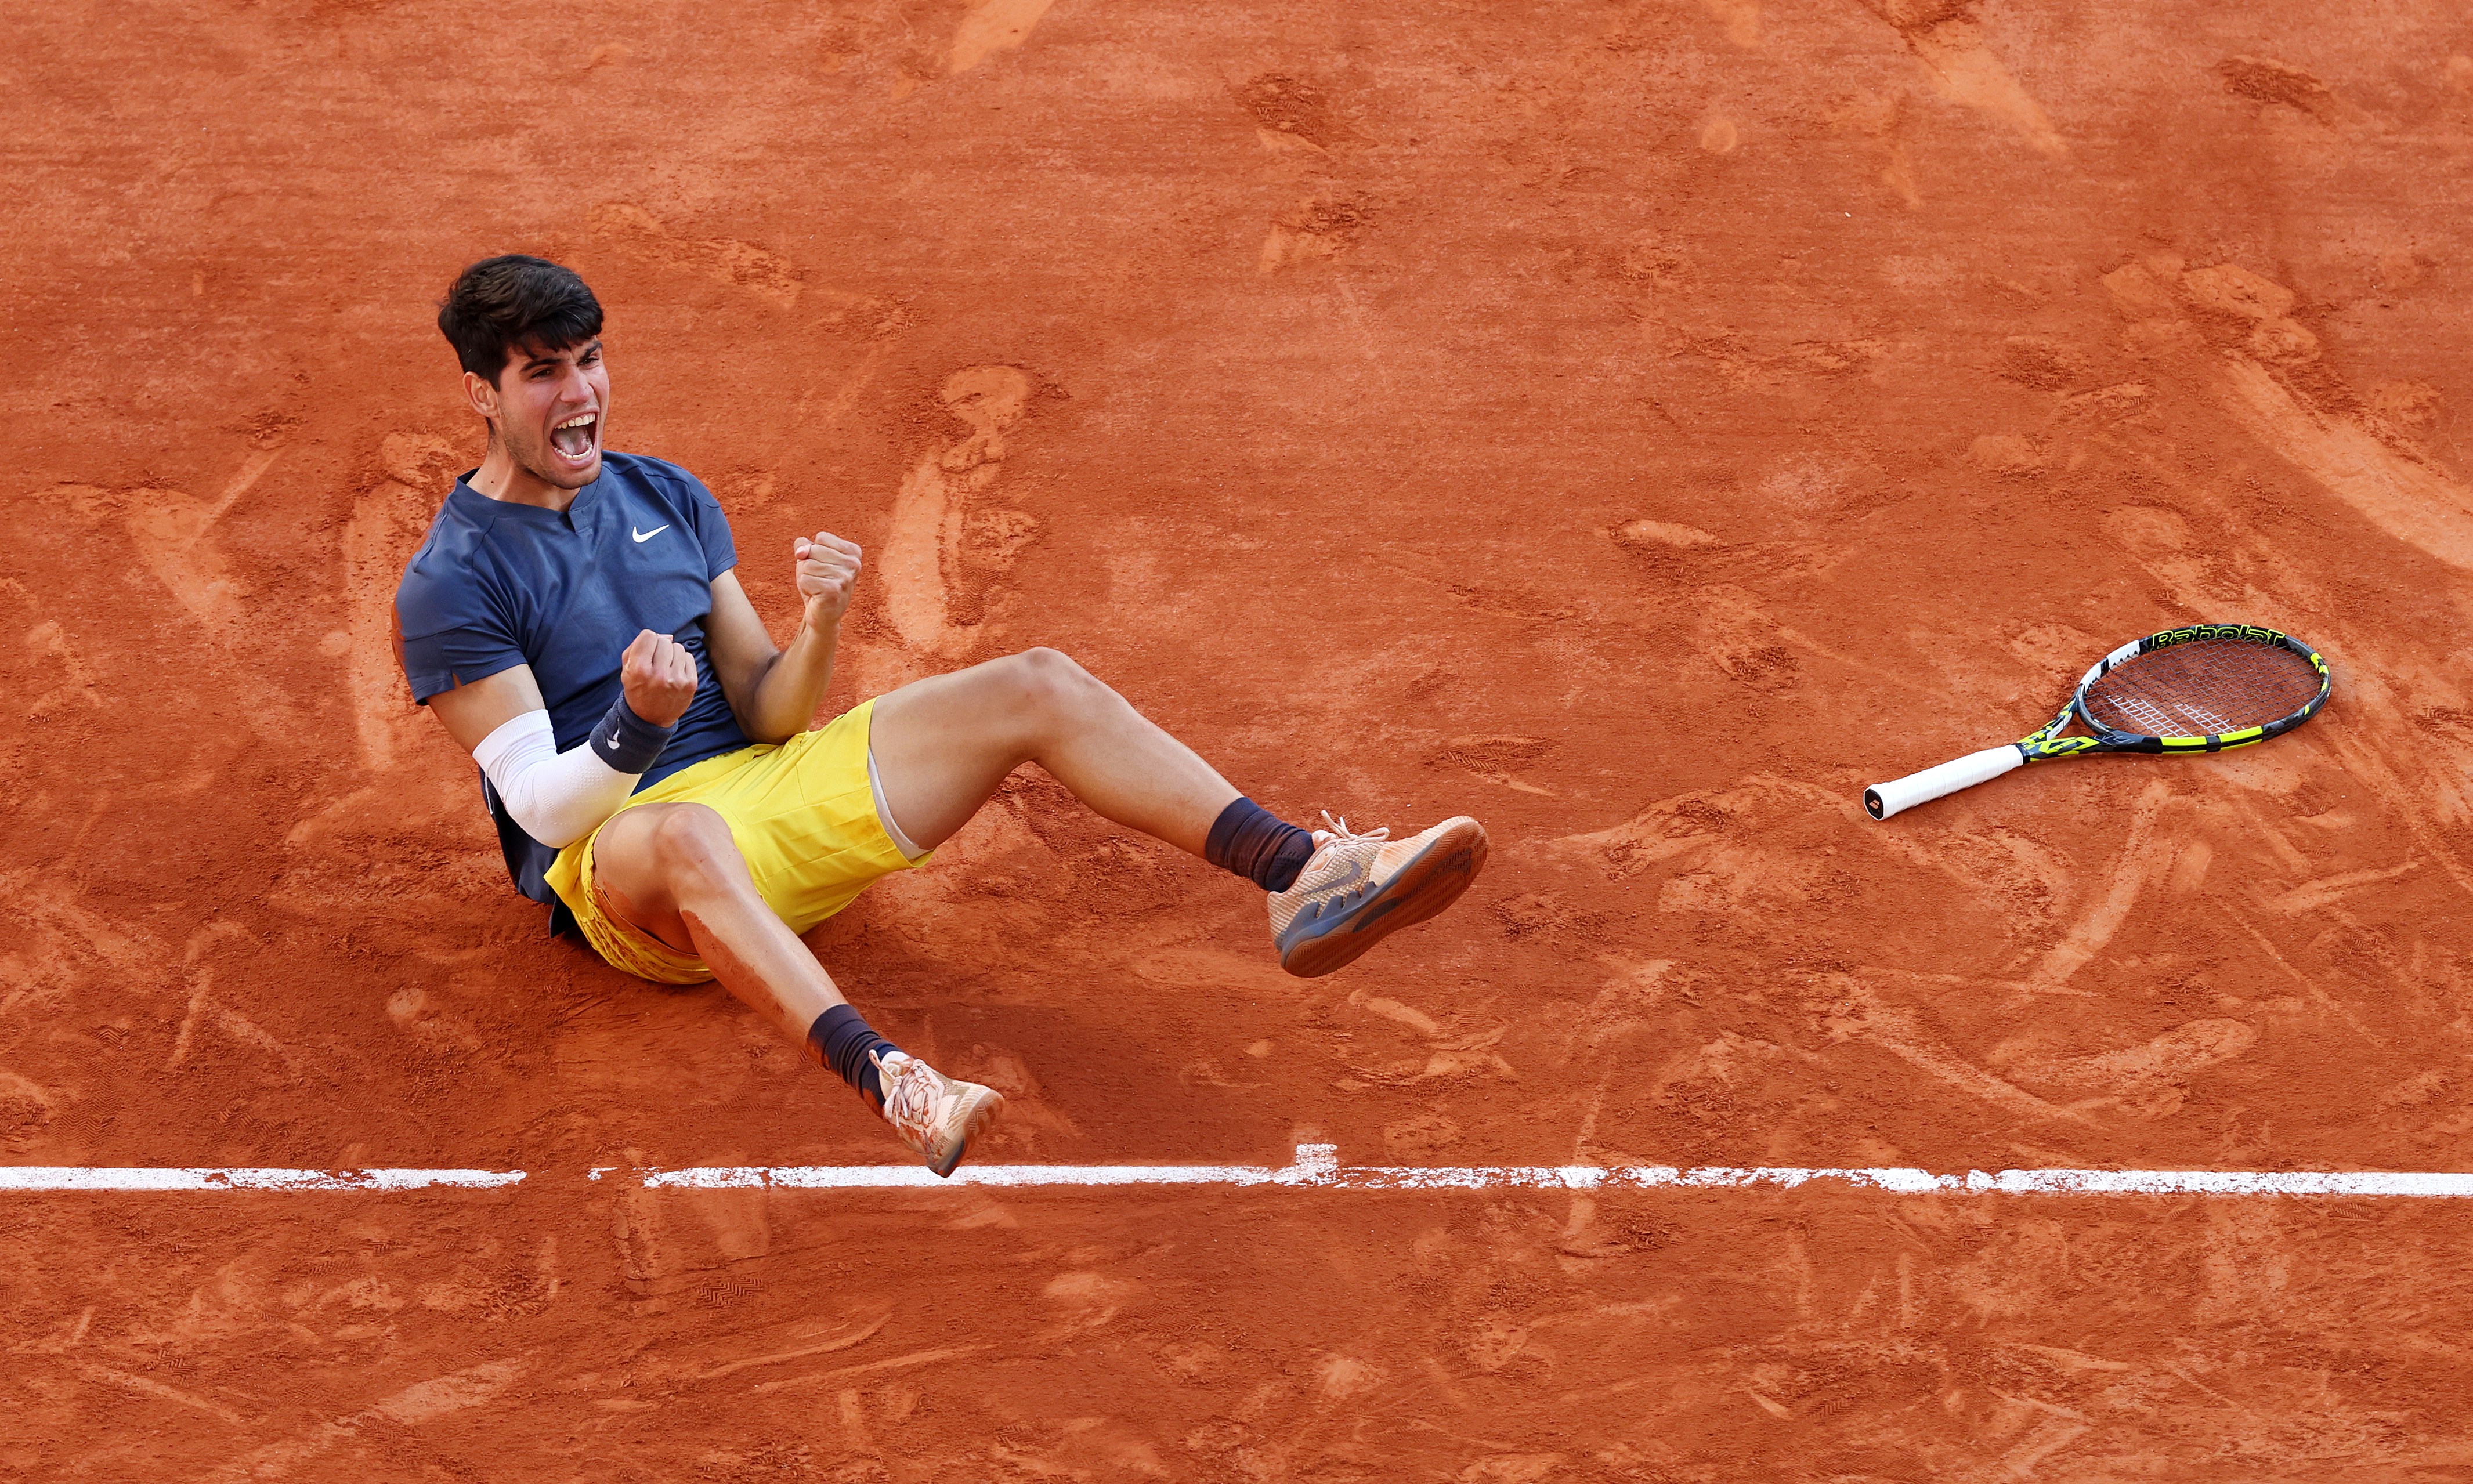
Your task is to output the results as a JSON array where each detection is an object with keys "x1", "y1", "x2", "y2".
[{"x1": 1864, "y1": 623, "x2": 2330, "y2": 821}]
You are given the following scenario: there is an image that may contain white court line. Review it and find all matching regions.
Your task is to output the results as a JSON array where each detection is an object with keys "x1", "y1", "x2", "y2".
[
  {"x1": 0, "y1": 1168, "x2": 525, "y2": 1192},
  {"x1": 601, "y1": 1146, "x2": 2473, "y2": 1196},
  {"x1": 14, "y1": 1148, "x2": 2473, "y2": 1197},
  {"x1": 610, "y1": 1145, "x2": 2473, "y2": 1196}
]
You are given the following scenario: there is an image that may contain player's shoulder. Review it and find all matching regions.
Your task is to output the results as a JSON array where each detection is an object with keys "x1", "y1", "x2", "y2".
[
  {"x1": 395, "y1": 481, "x2": 515, "y2": 631},
  {"x1": 603, "y1": 450, "x2": 723, "y2": 514}
]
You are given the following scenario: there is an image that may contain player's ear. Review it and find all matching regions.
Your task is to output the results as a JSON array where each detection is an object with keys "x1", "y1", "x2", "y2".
[{"x1": 463, "y1": 369, "x2": 501, "y2": 426}]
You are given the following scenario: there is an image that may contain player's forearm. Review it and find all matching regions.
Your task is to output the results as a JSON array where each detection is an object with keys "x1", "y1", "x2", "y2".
[
  {"x1": 740, "y1": 619, "x2": 840, "y2": 743},
  {"x1": 475, "y1": 705, "x2": 670, "y2": 848}
]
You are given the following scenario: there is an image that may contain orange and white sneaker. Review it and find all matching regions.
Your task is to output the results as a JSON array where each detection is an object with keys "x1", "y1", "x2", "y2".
[
  {"x1": 1268, "y1": 813, "x2": 1489, "y2": 978},
  {"x1": 871, "y1": 1050, "x2": 1004, "y2": 1178}
]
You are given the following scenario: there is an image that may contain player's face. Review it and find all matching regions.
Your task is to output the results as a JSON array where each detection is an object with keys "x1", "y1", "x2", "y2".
[{"x1": 491, "y1": 338, "x2": 609, "y2": 488}]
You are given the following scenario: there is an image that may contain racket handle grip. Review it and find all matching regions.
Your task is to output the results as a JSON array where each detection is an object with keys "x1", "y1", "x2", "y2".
[{"x1": 1864, "y1": 745, "x2": 2024, "y2": 821}]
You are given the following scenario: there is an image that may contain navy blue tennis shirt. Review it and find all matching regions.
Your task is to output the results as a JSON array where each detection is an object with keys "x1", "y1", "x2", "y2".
[{"x1": 394, "y1": 451, "x2": 753, "y2": 924}]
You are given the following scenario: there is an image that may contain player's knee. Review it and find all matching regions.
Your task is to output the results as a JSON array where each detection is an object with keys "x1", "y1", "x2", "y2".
[
  {"x1": 1007, "y1": 646, "x2": 1104, "y2": 716},
  {"x1": 643, "y1": 803, "x2": 744, "y2": 892}
]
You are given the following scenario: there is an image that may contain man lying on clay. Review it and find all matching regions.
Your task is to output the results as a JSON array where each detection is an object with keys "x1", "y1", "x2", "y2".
[{"x1": 392, "y1": 255, "x2": 1489, "y2": 1175}]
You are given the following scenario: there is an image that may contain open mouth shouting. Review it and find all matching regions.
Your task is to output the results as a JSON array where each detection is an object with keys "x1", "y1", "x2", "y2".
[{"x1": 548, "y1": 410, "x2": 600, "y2": 471}]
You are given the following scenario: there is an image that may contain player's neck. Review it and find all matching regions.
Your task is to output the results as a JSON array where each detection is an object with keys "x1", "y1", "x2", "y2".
[{"x1": 469, "y1": 441, "x2": 583, "y2": 512}]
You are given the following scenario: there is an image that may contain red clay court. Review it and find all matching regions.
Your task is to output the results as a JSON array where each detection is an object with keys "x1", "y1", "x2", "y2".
[{"x1": 8, "y1": 0, "x2": 2473, "y2": 1477}]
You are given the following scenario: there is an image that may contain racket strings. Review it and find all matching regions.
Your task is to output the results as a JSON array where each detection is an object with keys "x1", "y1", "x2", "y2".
[{"x1": 2083, "y1": 639, "x2": 2321, "y2": 739}]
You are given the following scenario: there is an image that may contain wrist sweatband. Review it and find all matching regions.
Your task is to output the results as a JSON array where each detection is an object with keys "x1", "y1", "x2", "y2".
[{"x1": 588, "y1": 696, "x2": 675, "y2": 775}]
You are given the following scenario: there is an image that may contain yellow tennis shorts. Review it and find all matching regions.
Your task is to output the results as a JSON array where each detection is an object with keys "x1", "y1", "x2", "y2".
[{"x1": 544, "y1": 698, "x2": 929, "y2": 985}]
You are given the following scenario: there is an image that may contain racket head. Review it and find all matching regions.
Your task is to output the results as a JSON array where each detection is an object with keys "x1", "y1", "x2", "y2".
[{"x1": 2065, "y1": 624, "x2": 2329, "y2": 754}]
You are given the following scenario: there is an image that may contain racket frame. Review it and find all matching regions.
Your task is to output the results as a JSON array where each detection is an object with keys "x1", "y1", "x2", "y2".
[{"x1": 1864, "y1": 622, "x2": 2330, "y2": 821}]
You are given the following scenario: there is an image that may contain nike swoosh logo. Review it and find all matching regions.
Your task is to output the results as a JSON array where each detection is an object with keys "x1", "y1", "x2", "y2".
[
  {"x1": 1307, "y1": 856, "x2": 1370, "y2": 899},
  {"x1": 632, "y1": 524, "x2": 669, "y2": 544},
  {"x1": 605, "y1": 734, "x2": 621, "y2": 750}
]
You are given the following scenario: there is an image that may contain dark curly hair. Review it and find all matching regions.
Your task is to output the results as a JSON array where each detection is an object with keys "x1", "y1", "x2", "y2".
[{"x1": 436, "y1": 255, "x2": 603, "y2": 383}]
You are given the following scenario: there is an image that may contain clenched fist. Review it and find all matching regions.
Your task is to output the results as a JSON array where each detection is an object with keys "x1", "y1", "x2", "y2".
[
  {"x1": 794, "y1": 531, "x2": 863, "y2": 634},
  {"x1": 620, "y1": 629, "x2": 699, "y2": 726}
]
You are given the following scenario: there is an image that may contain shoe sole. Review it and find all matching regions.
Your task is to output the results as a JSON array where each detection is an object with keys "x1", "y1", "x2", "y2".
[
  {"x1": 1278, "y1": 817, "x2": 1489, "y2": 979},
  {"x1": 929, "y1": 1087, "x2": 1006, "y2": 1179}
]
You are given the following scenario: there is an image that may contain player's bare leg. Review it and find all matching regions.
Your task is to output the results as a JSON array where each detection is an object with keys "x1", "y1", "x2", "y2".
[
  {"x1": 867, "y1": 647, "x2": 1239, "y2": 855},
  {"x1": 589, "y1": 801, "x2": 1001, "y2": 1177},
  {"x1": 871, "y1": 647, "x2": 1488, "y2": 977},
  {"x1": 588, "y1": 801, "x2": 845, "y2": 1037}
]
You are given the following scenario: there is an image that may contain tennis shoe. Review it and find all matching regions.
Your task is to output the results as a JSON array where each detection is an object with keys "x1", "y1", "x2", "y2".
[
  {"x1": 1269, "y1": 813, "x2": 1488, "y2": 978},
  {"x1": 871, "y1": 1050, "x2": 1003, "y2": 1178}
]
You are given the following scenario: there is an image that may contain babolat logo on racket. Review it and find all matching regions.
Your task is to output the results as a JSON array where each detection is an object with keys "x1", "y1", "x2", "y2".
[
  {"x1": 2150, "y1": 622, "x2": 2284, "y2": 648},
  {"x1": 1863, "y1": 622, "x2": 2332, "y2": 820}
]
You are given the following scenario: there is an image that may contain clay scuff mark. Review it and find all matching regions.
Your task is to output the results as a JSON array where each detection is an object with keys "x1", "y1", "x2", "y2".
[
  {"x1": 1554, "y1": 773, "x2": 1846, "y2": 888},
  {"x1": 1862, "y1": 2, "x2": 2067, "y2": 158},
  {"x1": 2028, "y1": 779, "x2": 2174, "y2": 991},
  {"x1": 874, "y1": 367, "x2": 1044, "y2": 672},
  {"x1": 1807, "y1": 975, "x2": 2096, "y2": 1125},
  {"x1": 1697, "y1": 0, "x2": 1760, "y2": 49},
  {"x1": 207, "y1": 1358, "x2": 527, "y2": 1482},
  {"x1": 2105, "y1": 255, "x2": 2473, "y2": 572},
  {"x1": 1828, "y1": 91, "x2": 1923, "y2": 206},
  {"x1": 1429, "y1": 734, "x2": 1558, "y2": 795},
  {"x1": 749, "y1": 1344, "x2": 995, "y2": 1393},
  {"x1": 950, "y1": 0, "x2": 1058, "y2": 75},
  {"x1": 1998, "y1": 1018, "x2": 2259, "y2": 1120},
  {"x1": 687, "y1": 1312, "x2": 891, "y2": 1382},
  {"x1": 587, "y1": 202, "x2": 803, "y2": 306},
  {"x1": 1259, "y1": 196, "x2": 1372, "y2": 274},
  {"x1": 2264, "y1": 860, "x2": 2421, "y2": 915},
  {"x1": 66, "y1": 1360, "x2": 250, "y2": 1427},
  {"x1": 2217, "y1": 55, "x2": 2358, "y2": 128},
  {"x1": 2217, "y1": 358, "x2": 2473, "y2": 570},
  {"x1": 1236, "y1": 73, "x2": 1350, "y2": 151}
]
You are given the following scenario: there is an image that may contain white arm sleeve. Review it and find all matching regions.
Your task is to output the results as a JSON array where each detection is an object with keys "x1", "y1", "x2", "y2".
[{"x1": 471, "y1": 709, "x2": 642, "y2": 850}]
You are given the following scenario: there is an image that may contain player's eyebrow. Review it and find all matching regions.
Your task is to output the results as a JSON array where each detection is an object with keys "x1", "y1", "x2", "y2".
[{"x1": 519, "y1": 338, "x2": 602, "y2": 372}]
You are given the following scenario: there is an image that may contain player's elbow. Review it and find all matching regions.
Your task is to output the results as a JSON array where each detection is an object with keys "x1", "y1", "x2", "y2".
[
  {"x1": 724, "y1": 658, "x2": 805, "y2": 745},
  {"x1": 520, "y1": 814, "x2": 590, "y2": 852},
  {"x1": 500, "y1": 786, "x2": 592, "y2": 850}
]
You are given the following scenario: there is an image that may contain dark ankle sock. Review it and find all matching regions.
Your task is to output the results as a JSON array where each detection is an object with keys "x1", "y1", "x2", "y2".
[
  {"x1": 1205, "y1": 797, "x2": 1318, "y2": 893},
  {"x1": 807, "y1": 1004, "x2": 902, "y2": 1110}
]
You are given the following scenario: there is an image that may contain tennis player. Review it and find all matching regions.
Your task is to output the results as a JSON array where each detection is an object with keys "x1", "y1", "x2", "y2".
[{"x1": 393, "y1": 256, "x2": 1488, "y2": 1176}]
